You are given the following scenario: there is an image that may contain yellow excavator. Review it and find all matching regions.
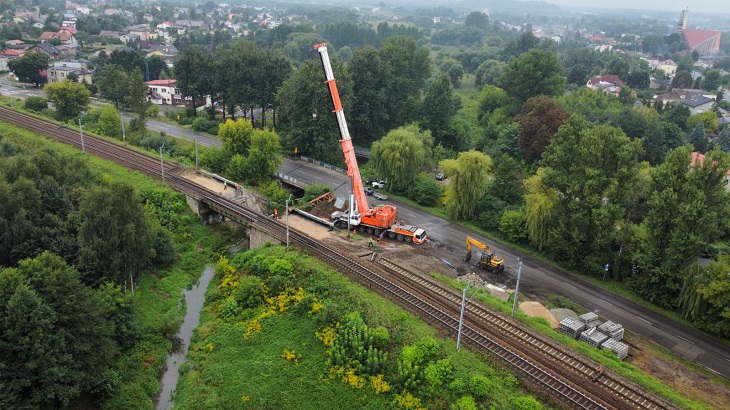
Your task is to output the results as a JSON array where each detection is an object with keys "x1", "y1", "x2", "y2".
[{"x1": 464, "y1": 236, "x2": 505, "y2": 273}]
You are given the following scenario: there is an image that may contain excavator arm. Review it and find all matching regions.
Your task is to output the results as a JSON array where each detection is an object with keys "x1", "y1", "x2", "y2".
[{"x1": 464, "y1": 236, "x2": 489, "y2": 262}]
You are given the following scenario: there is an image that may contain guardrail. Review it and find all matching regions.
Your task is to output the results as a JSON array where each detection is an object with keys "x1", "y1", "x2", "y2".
[
  {"x1": 276, "y1": 172, "x2": 309, "y2": 189},
  {"x1": 300, "y1": 156, "x2": 348, "y2": 175}
]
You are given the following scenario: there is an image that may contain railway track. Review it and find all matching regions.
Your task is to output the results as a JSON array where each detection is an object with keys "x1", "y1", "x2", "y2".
[{"x1": 0, "y1": 107, "x2": 677, "y2": 410}]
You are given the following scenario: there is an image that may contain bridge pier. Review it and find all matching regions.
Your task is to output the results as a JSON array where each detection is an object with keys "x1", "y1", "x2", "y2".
[
  {"x1": 186, "y1": 195, "x2": 225, "y2": 225},
  {"x1": 248, "y1": 226, "x2": 282, "y2": 249}
]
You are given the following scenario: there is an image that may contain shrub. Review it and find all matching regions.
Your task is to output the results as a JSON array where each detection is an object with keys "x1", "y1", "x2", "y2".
[
  {"x1": 199, "y1": 146, "x2": 231, "y2": 173},
  {"x1": 24, "y1": 96, "x2": 48, "y2": 112},
  {"x1": 146, "y1": 104, "x2": 159, "y2": 118},
  {"x1": 451, "y1": 396, "x2": 477, "y2": 410},
  {"x1": 407, "y1": 176, "x2": 443, "y2": 207},
  {"x1": 424, "y1": 358, "x2": 453, "y2": 390},
  {"x1": 303, "y1": 182, "x2": 332, "y2": 202},
  {"x1": 468, "y1": 374, "x2": 494, "y2": 398},
  {"x1": 178, "y1": 117, "x2": 193, "y2": 125},
  {"x1": 499, "y1": 208, "x2": 527, "y2": 243},
  {"x1": 139, "y1": 134, "x2": 170, "y2": 152},
  {"x1": 234, "y1": 275, "x2": 265, "y2": 308},
  {"x1": 513, "y1": 396, "x2": 543, "y2": 410},
  {"x1": 192, "y1": 117, "x2": 219, "y2": 134},
  {"x1": 269, "y1": 259, "x2": 293, "y2": 278}
]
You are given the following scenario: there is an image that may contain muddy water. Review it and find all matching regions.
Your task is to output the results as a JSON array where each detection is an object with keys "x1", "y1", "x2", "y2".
[{"x1": 156, "y1": 264, "x2": 215, "y2": 410}]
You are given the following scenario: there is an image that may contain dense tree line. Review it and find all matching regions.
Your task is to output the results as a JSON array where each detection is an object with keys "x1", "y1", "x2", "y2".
[{"x1": 0, "y1": 135, "x2": 185, "y2": 406}]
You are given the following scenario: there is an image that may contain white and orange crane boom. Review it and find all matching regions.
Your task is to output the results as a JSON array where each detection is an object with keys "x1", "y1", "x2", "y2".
[{"x1": 313, "y1": 43, "x2": 426, "y2": 244}]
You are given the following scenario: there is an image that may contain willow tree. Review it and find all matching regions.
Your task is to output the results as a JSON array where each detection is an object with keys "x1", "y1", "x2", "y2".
[
  {"x1": 440, "y1": 150, "x2": 493, "y2": 220},
  {"x1": 371, "y1": 124, "x2": 427, "y2": 193},
  {"x1": 523, "y1": 167, "x2": 557, "y2": 251}
]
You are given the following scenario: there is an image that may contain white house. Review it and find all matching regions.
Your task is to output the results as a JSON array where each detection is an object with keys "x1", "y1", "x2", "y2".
[{"x1": 147, "y1": 79, "x2": 184, "y2": 105}]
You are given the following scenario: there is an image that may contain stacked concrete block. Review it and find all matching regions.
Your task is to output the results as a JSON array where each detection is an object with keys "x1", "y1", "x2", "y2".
[
  {"x1": 580, "y1": 328, "x2": 609, "y2": 348},
  {"x1": 602, "y1": 338, "x2": 629, "y2": 360},
  {"x1": 598, "y1": 321, "x2": 625, "y2": 341},
  {"x1": 579, "y1": 312, "x2": 602, "y2": 329},
  {"x1": 559, "y1": 318, "x2": 586, "y2": 339}
]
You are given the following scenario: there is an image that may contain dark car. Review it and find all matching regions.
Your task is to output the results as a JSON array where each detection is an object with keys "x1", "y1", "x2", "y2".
[
  {"x1": 364, "y1": 186, "x2": 374, "y2": 195},
  {"x1": 435, "y1": 172, "x2": 445, "y2": 181},
  {"x1": 365, "y1": 176, "x2": 378, "y2": 185}
]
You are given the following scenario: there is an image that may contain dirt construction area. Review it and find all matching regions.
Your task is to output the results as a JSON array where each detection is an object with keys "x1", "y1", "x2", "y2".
[{"x1": 178, "y1": 170, "x2": 730, "y2": 409}]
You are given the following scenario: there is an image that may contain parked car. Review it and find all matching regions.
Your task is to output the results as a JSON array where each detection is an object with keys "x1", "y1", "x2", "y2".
[
  {"x1": 365, "y1": 176, "x2": 379, "y2": 185},
  {"x1": 373, "y1": 192, "x2": 388, "y2": 201},
  {"x1": 371, "y1": 180, "x2": 386, "y2": 188},
  {"x1": 364, "y1": 186, "x2": 374, "y2": 195},
  {"x1": 435, "y1": 172, "x2": 445, "y2": 181}
]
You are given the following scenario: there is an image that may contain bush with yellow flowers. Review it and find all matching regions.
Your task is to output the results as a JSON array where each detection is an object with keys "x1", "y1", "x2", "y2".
[{"x1": 281, "y1": 349, "x2": 301, "y2": 365}]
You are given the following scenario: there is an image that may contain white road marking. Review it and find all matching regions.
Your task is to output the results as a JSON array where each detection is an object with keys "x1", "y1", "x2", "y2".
[
  {"x1": 699, "y1": 364, "x2": 722, "y2": 376},
  {"x1": 564, "y1": 282, "x2": 577, "y2": 289},
  {"x1": 597, "y1": 298, "x2": 608, "y2": 304},
  {"x1": 635, "y1": 316, "x2": 652, "y2": 325},
  {"x1": 676, "y1": 335, "x2": 692, "y2": 344}
]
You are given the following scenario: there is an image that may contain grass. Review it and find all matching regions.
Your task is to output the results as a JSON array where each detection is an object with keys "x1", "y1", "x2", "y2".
[{"x1": 173, "y1": 246, "x2": 550, "y2": 409}]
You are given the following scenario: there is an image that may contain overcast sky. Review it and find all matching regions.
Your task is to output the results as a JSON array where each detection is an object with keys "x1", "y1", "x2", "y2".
[{"x1": 541, "y1": 0, "x2": 730, "y2": 15}]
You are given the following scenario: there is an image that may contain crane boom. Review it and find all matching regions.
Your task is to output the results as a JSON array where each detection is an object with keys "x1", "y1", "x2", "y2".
[{"x1": 313, "y1": 43, "x2": 369, "y2": 218}]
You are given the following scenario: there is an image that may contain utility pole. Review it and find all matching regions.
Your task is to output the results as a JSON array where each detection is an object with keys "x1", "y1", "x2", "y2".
[
  {"x1": 159, "y1": 142, "x2": 165, "y2": 185},
  {"x1": 194, "y1": 138, "x2": 199, "y2": 168},
  {"x1": 78, "y1": 114, "x2": 85, "y2": 154},
  {"x1": 456, "y1": 284, "x2": 467, "y2": 351},
  {"x1": 511, "y1": 259, "x2": 523, "y2": 317},
  {"x1": 285, "y1": 194, "x2": 293, "y2": 251},
  {"x1": 120, "y1": 110, "x2": 126, "y2": 146}
]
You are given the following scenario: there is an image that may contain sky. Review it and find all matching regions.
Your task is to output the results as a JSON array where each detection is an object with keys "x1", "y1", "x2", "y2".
[{"x1": 541, "y1": 0, "x2": 730, "y2": 15}]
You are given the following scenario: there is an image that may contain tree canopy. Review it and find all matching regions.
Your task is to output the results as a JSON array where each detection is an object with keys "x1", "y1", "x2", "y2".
[{"x1": 497, "y1": 49, "x2": 565, "y2": 103}]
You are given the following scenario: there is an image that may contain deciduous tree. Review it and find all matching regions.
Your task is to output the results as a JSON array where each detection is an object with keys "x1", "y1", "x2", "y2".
[
  {"x1": 244, "y1": 128, "x2": 282, "y2": 185},
  {"x1": 77, "y1": 180, "x2": 155, "y2": 285},
  {"x1": 7, "y1": 52, "x2": 49, "y2": 86},
  {"x1": 95, "y1": 64, "x2": 128, "y2": 107},
  {"x1": 421, "y1": 73, "x2": 456, "y2": 147},
  {"x1": 631, "y1": 147, "x2": 730, "y2": 306},
  {"x1": 44, "y1": 79, "x2": 91, "y2": 122},
  {"x1": 441, "y1": 150, "x2": 493, "y2": 220},
  {"x1": 515, "y1": 96, "x2": 570, "y2": 162},
  {"x1": 541, "y1": 117, "x2": 643, "y2": 271},
  {"x1": 218, "y1": 118, "x2": 254, "y2": 155},
  {"x1": 497, "y1": 49, "x2": 565, "y2": 103}
]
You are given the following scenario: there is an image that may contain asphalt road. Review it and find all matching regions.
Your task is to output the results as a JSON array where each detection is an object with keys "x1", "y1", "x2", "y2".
[{"x1": 2, "y1": 83, "x2": 728, "y2": 380}]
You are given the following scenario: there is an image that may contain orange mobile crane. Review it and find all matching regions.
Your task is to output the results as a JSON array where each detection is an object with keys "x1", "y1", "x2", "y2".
[{"x1": 313, "y1": 43, "x2": 427, "y2": 244}]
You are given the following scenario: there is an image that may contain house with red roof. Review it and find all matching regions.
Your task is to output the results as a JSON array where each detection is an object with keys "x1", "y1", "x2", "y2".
[
  {"x1": 147, "y1": 79, "x2": 184, "y2": 105},
  {"x1": 586, "y1": 75, "x2": 624, "y2": 95},
  {"x1": 682, "y1": 29, "x2": 722, "y2": 55}
]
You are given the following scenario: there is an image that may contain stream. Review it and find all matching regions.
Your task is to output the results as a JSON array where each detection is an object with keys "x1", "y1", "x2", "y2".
[{"x1": 156, "y1": 264, "x2": 215, "y2": 410}]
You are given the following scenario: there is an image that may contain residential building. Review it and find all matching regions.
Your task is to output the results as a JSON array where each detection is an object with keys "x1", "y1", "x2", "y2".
[
  {"x1": 657, "y1": 60, "x2": 678, "y2": 75},
  {"x1": 28, "y1": 43, "x2": 61, "y2": 60},
  {"x1": 586, "y1": 74, "x2": 624, "y2": 94},
  {"x1": 98, "y1": 30, "x2": 120, "y2": 40},
  {"x1": 681, "y1": 95, "x2": 714, "y2": 114},
  {"x1": 47, "y1": 61, "x2": 92, "y2": 84},
  {"x1": 147, "y1": 79, "x2": 184, "y2": 105}
]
